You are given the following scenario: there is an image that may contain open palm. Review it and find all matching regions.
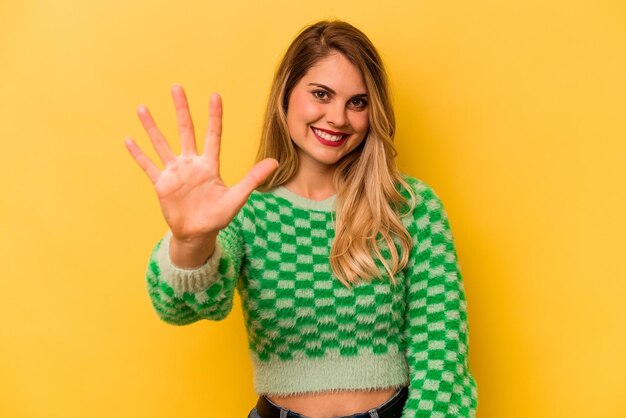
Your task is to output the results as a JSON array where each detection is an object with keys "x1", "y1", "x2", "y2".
[{"x1": 125, "y1": 84, "x2": 278, "y2": 243}]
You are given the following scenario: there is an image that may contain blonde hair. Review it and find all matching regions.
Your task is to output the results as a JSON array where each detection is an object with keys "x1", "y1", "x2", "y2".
[{"x1": 256, "y1": 20, "x2": 416, "y2": 287}]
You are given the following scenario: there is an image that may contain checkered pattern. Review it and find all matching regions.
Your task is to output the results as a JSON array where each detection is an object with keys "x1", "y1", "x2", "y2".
[
  {"x1": 145, "y1": 175, "x2": 477, "y2": 417},
  {"x1": 399, "y1": 180, "x2": 478, "y2": 417}
]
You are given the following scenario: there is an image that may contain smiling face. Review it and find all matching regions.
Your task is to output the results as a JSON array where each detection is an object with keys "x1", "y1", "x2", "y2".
[{"x1": 286, "y1": 52, "x2": 370, "y2": 173}]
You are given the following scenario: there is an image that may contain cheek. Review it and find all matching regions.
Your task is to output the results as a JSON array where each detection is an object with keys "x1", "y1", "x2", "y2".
[
  {"x1": 288, "y1": 93, "x2": 321, "y2": 126},
  {"x1": 351, "y1": 111, "x2": 370, "y2": 135}
]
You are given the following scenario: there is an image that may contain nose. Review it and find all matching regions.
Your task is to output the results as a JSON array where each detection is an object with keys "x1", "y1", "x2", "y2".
[{"x1": 325, "y1": 102, "x2": 348, "y2": 128}]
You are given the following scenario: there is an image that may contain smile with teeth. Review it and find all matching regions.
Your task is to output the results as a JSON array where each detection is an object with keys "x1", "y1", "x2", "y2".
[{"x1": 312, "y1": 127, "x2": 347, "y2": 142}]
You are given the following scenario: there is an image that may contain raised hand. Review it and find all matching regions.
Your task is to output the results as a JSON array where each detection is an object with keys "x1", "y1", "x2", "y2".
[{"x1": 125, "y1": 84, "x2": 278, "y2": 265}]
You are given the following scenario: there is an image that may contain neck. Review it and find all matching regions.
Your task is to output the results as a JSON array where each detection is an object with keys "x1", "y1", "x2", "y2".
[{"x1": 283, "y1": 160, "x2": 337, "y2": 201}]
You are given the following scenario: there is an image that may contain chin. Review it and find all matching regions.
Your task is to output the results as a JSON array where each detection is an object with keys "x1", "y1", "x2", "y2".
[{"x1": 314, "y1": 152, "x2": 347, "y2": 166}]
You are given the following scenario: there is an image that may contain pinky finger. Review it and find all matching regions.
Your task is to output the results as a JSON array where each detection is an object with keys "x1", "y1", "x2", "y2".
[{"x1": 124, "y1": 138, "x2": 161, "y2": 184}]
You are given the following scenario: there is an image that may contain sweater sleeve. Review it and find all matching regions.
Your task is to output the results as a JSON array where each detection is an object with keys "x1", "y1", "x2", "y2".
[
  {"x1": 401, "y1": 182, "x2": 478, "y2": 418},
  {"x1": 145, "y1": 210, "x2": 245, "y2": 325}
]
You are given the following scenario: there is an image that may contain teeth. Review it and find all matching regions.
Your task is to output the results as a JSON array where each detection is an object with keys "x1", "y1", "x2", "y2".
[{"x1": 313, "y1": 128, "x2": 345, "y2": 142}]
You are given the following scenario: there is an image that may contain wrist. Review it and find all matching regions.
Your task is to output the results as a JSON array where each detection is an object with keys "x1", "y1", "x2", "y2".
[
  {"x1": 170, "y1": 231, "x2": 218, "y2": 250},
  {"x1": 169, "y1": 231, "x2": 219, "y2": 268}
]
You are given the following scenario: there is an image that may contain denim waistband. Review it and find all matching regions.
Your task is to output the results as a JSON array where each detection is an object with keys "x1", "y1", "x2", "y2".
[{"x1": 255, "y1": 386, "x2": 408, "y2": 418}]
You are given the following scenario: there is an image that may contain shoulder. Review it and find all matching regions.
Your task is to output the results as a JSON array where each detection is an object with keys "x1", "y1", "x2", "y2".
[
  {"x1": 240, "y1": 188, "x2": 293, "y2": 219},
  {"x1": 399, "y1": 173, "x2": 465, "y2": 249},
  {"x1": 247, "y1": 188, "x2": 293, "y2": 211},
  {"x1": 397, "y1": 173, "x2": 446, "y2": 213}
]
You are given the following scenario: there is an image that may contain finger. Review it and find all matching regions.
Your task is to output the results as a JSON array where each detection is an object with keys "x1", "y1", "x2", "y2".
[
  {"x1": 171, "y1": 84, "x2": 197, "y2": 156},
  {"x1": 202, "y1": 93, "x2": 222, "y2": 168},
  {"x1": 229, "y1": 158, "x2": 279, "y2": 207},
  {"x1": 136, "y1": 105, "x2": 176, "y2": 166},
  {"x1": 124, "y1": 138, "x2": 161, "y2": 184}
]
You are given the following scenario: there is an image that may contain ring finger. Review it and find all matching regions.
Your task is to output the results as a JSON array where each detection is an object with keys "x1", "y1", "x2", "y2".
[{"x1": 136, "y1": 105, "x2": 176, "y2": 167}]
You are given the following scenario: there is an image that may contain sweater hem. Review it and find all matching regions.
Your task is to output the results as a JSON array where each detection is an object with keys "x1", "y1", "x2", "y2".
[{"x1": 251, "y1": 350, "x2": 410, "y2": 396}]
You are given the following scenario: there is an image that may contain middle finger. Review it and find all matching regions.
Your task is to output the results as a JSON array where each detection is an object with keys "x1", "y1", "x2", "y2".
[{"x1": 171, "y1": 84, "x2": 197, "y2": 156}]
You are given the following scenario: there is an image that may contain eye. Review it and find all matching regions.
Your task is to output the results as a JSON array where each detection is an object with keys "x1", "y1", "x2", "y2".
[
  {"x1": 349, "y1": 97, "x2": 368, "y2": 109},
  {"x1": 312, "y1": 90, "x2": 329, "y2": 100}
]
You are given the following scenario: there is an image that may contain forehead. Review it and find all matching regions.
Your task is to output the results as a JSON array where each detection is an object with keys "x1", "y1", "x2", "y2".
[{"x1": 299, "y1": 53, "x2": 367, "y2": 94}]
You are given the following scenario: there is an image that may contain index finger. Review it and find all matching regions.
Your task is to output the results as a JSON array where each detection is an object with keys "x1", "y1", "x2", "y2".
[{"x1": 202, "y1": 93, "x2": 222, "y2": 165}]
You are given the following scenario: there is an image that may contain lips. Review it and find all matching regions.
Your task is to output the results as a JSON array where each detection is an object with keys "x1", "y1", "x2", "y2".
[{"x1": 311, "y1": 127, "x2": 349, "y2": 146}]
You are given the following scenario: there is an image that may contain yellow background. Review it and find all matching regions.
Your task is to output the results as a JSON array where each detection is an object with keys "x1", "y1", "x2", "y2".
[{"x1": 1, "y1": 1, "x2": 625, "y2": 417}]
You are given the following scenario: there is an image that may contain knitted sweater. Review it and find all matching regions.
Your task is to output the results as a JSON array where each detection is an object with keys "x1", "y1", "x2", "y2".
[{"x1": 145, "y1": 175, "x2": 478, "y2": 418}]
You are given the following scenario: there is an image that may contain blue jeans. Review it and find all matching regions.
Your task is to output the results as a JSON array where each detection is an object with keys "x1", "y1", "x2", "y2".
[{"x1": 247, "y1": 386, "x2": 407, "y2": 418}]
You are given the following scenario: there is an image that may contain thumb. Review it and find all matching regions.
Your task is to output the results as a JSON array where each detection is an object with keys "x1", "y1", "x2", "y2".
[{"x1": 229, "y1": 158, "x2": 279, "y2": 207}]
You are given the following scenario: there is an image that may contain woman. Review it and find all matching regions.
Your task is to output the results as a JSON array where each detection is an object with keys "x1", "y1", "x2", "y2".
[{"x1": 125, "y1": 20, "x2": 478, "y2": 418}]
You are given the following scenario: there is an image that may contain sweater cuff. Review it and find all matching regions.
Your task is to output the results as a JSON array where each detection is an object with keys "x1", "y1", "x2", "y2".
[{"x1": 156, "y1": 231, "x2": 223, "y2": 296}]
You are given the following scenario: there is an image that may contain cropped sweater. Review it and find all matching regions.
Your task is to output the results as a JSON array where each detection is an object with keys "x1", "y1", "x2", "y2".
[{"x1": 145, "y1": 175, "x2": 478, "y2": 418}]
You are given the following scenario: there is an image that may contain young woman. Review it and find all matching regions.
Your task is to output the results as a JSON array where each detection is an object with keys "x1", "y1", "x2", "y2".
[{"x1": 125, "y1": 20, "x2": 478, "y2": 418}]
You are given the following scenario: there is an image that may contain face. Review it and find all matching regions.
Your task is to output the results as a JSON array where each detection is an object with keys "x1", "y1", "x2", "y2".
[{"x1": 286, "y1": 52, "x2": 370, "y2": 172}]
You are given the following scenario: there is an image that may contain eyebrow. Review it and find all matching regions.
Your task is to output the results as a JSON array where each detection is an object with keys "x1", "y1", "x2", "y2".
[{"x1": 307, "y1": 83, "x2": 368, "y2": 98}]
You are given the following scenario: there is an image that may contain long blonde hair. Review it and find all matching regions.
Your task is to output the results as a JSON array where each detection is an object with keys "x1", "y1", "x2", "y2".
[{"x1": 256, "y1": 20, "x2": 416, "y2": 287}]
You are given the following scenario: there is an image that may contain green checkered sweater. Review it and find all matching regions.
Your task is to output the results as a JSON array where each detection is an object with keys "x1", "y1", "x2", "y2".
[{"x1": 146, "y1": 175, "x2": 478, "y2": 417}]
